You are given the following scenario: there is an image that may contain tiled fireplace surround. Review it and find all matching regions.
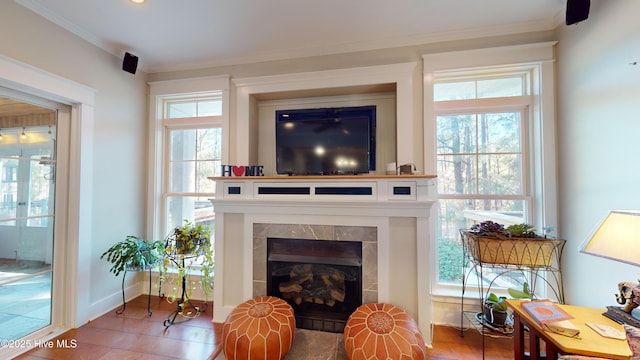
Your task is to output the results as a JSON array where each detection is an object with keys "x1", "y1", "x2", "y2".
[
  {"x1": 253, "y1": 222, "x2": 379, "y2": 306},
  {"x1": 211, "y1": 176, "x2": 436, "y2": 344}
]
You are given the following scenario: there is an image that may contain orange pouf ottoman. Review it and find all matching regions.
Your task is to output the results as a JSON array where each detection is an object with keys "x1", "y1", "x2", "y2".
[
  {"x1": 222, "y1": 296, "x2": 295, "y2": 360},
  {"x1": 343, "y1": 303, "x2": 426, "y2": 360}
]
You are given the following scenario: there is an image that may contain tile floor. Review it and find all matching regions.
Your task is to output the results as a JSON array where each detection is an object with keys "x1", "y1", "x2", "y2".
[
  {"x1": 0, "y1": 260, "x2": 51, "y2": 341},
  {"x1": 215, "y1": 328, "x2": 348, "y2": 360}
]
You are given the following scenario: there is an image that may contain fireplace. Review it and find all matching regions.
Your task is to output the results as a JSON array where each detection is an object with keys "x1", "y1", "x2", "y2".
[
  {"x1": 267, "y1": 238, "x2": 362, "y2": 333},
  {"x1": 210, "y1": 176, "x2": 436, "y2": 344}
]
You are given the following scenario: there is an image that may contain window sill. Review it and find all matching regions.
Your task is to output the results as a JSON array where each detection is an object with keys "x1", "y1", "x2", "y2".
[
  {"x1": 150, "y1": 267, "x2": 207, "y2": 276},
  {"x1": 431, "y1": 286, "x2": 509, "y2": 303},
  {"x1": 432, "y1": 289, "x2": 479, "y2": 305}
]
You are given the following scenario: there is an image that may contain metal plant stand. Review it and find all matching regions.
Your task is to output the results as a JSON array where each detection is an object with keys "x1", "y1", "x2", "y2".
[
  {"x1": 459, "y1": 230, "x2": 566, "y2": 359},
  {"x1": 163, "y1": 254, "x2": 208, "y2": 328},
  {"x1": 116, "y1": 266, "x2": 153, "y2": 316}
]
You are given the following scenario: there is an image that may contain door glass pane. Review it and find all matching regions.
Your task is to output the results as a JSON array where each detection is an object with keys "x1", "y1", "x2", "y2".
[
  {"x1": 28, "y1": 154, "x2": 55, "y2": 227},
  {"x1": 0, "y1": 96, "x2": 56, "y2": 342},
  {"x1": 0, "y1": 157, "x2": 18, "y2": 225}
]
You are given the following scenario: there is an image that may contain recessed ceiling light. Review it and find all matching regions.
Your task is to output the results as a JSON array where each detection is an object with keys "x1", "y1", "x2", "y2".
[{"x1": 130, "y1": 0, "x2": 145, "y2": 4}]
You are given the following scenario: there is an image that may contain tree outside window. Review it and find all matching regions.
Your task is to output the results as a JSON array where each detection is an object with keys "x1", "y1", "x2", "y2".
[{"x1": 435, "y1": 76, "x2": 531, "y2": 291}]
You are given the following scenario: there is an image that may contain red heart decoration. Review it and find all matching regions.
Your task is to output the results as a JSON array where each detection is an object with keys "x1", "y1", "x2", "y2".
[{"x1": 232, "y1": 166, "x2": 245, "y2": 176}]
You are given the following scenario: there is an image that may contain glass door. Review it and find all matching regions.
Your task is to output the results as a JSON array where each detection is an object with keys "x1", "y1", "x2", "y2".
[{"x1": 0, "y1": 95, "x2": 57, "y2": 341}]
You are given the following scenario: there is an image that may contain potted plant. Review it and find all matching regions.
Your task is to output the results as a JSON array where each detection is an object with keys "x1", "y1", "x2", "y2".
[
  {"x1": 166, "y1": 219, "x2": 210, "y2": 255},
  {"x1": 484, "y1": 292, "x2": 510, "y2": 327},
  {"x1": 483, "y1": 282, "x2": 535, "y2": 328},
  {"x1": 506, "y1": 223, "x2": 537, "y2": 238},
  {"x1": 100, "y1": 235, "x2": 165, "y2": 276},
  {"x1": 162, "y1": 220, "x2": 215, "y2": 303},
  {"x1": 463, "y1": 221, "x2": 565, "y2": 267}
]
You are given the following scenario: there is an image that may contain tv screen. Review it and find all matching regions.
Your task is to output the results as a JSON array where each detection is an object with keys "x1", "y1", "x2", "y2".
[{"x1": 275, "y1": 106, "x2": 376, "y2": 175}]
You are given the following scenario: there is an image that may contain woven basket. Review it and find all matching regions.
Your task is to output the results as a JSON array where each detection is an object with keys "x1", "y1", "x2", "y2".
[{"x1": 462, "y1": 232, "x2": 565, "y2": 267}]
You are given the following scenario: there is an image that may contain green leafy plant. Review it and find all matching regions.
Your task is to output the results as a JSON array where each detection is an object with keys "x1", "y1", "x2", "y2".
[
  {"x1": 485, "y1": 281, "x2": 535, "y2": 311},
  {"x1": 508, "y1": 281, "x2": 536, "y2": 300},
  {"x1": 100, "y1": 235, "x2": 165, "y2": 276},
  {"x1": 506, "y1": 223, "x2": 538, "y2": 238},
  {"x1": 438, "y1": 236, "x2": 464, "y2": 283},
  {"x1": 167, "y1": 219, "x2": 210, "y2": 255},
  {"x1": 485, "y1": 292, "x2": 509, "y2": 312},
  {"x1": 485, "y1": 282, "x2": 535, "y2": 314},
  {"x1": 471, "y1": 221, "x2": 541, "y2": 238}
]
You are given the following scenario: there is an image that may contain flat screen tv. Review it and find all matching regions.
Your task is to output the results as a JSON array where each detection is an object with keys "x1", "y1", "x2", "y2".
[{"x1": 275, "y1": 105, "x2": 376, "y2": 175}]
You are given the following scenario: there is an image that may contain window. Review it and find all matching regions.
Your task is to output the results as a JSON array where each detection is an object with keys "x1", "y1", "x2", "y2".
[
  {"x1": 423, "y1": 44, "x2": 558, "y2": 300},
  {"x1": 161, "y1": 96, "x2": 222, "y2": 236},
  {"x1": 435, "y1": 75, "x2": 531, "y2": 291},
  {"x1": 148, "y1": 75, "x2": 230, "y2": 257}
]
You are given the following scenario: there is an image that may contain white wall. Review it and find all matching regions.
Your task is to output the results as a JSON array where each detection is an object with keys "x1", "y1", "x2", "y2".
[
  {"x1": 556, "y1": 0, "x2": 640, "y2": 307},
  {"x1": 0, "y1": 2, "x2": 148, "y2": 323}
]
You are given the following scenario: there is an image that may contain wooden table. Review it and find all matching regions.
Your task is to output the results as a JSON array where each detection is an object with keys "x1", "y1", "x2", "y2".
[{"x1": 506, "y1": 299, "x2": 633, "y2": 360}]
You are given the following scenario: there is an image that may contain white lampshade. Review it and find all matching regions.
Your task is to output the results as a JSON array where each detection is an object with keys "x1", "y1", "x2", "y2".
[{"x1": 579, "y1": 210, "x2": 640, "y2": 266}]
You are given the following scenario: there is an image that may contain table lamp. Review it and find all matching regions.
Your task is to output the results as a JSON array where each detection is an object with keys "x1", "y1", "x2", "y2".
[{"x1": 579, "y1": 210, "x2": 640, "y2": 325}]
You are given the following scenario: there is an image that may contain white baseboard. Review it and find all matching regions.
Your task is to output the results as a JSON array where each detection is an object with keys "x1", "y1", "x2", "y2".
[{"x1": 88, "y1": 281, "x2": 144, "y2": 322}]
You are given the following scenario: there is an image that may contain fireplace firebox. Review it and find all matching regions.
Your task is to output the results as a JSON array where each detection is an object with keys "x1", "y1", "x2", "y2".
[{"x1": 267, "y1": 237, "x2": 362, "y2": 333}]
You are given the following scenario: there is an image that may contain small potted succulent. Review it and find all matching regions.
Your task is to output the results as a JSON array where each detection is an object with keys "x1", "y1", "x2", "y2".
[
  {"x1": 506, "y1": 223, "x2": 537, "y2": 238},
  {"x1": 100, "y1": 235, "x2": 165, "y2": 276}
]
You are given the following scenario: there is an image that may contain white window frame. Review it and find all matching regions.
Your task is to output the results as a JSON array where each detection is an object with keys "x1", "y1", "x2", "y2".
[
  {"x1": 161, "y1": 114, "x2": 222, "y2": 234},
  {"x1": 147, "y1": 76, "x2": 230, "y2": 242},
  {"x1": 423, "y1": 42, "x2": 558, "y2": 298}
]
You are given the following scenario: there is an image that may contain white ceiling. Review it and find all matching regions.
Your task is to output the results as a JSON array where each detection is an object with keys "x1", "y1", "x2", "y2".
[{"x1": 16, "y1": 0, "x2": 567, "y2": 74}]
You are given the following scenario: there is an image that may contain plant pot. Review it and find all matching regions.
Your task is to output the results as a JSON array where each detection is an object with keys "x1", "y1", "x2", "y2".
[
  {"x1": 124, "y1": 249, "x2": 160, "y2": 272},
  {"x1": 101, "y1": 236, "x2": 164, "y2": 277},
  {"x1": 483, "y1": 302, "x2": 509, "y2": 326},
  {"x1": 175, "y1": 240, "x2": 186, "y2": 253},
  {"x1": 126, "y1": 259, "x2": 157, "y2": 272},
  {"x1": 463, "y1": 231, "x2": 566, "y2": 267},
  {"x1": 174, "y1": 239, "x2": 205, "y2": 255}
]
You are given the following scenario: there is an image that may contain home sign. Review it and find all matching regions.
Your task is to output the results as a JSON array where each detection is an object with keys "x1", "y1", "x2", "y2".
[{"x1": 221, "y1": 165, "x2": 264, "y2": 177}]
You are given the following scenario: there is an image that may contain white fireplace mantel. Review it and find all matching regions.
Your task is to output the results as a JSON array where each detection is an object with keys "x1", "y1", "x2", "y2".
[{"x1": 210, "y1": 175, "x2": 437, "y2": 344}]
